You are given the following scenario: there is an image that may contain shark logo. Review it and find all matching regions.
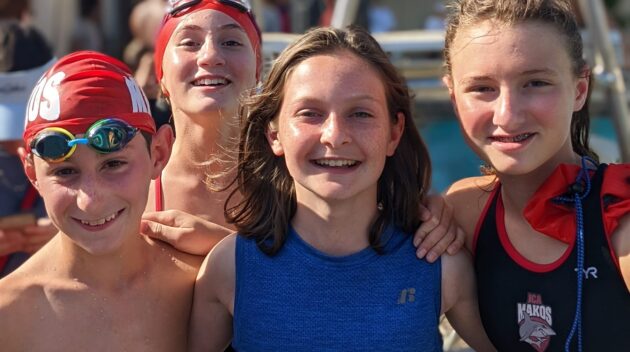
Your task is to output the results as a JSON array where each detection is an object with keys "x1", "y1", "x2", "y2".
[
  {"x1": 519, "y1": 313, "x2": 556, "y2": 351},
  {"x1": 517, "y1": 293, "x2": 556, "y2": 352}
]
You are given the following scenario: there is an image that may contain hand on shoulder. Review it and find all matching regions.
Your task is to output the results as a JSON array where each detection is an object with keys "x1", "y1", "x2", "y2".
[
  {"x1": 140, "y1": 210, "x2": 233, "y2": 255},
  {"x1": 414, "y1": 194, "x2": 465, "y2": 262}
]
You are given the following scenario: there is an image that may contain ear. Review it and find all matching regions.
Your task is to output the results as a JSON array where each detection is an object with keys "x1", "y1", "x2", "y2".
[
  {"x1": 573, "y1": 73, "x2": 589, "y2": 112},
  {"x1": 149, "y1": 125, "x2": 174, "y2": 179},
  {"x1": 159, "y1": 78, "x2": 170, "y2": 98},
  {"x1": 18, "y1": 147, "x2": 38, "y2": 189},
  {"x1": 386, "y1": 112, "x2": 406, "y2": 156},
  {"x1": 442, "y1": 75, "x2": 453, "y2": 94},
  {"x1": 266, "y1": 119, "x2": 284, "y2": 156}
]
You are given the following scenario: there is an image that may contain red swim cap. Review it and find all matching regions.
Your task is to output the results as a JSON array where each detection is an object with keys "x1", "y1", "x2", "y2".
[
  {"x1": 23, "y1": 51, "x2": 156, "y2": 148},
  {"x1": 154, "y1": 0, "x2": 262, "y2": 83}
]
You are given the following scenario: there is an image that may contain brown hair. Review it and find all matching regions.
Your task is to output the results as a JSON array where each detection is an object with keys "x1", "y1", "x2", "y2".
[
  {"x1": 443, "y1": 0, "x2": 598, "y2": 162},
  {"x1": 225, "y1": 26, "x2": 432, "y2": 255}
]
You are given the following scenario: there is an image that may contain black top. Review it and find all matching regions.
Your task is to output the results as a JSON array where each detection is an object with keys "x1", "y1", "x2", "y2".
[{"x1": 475, "y1": 164, "x2": 630, "y2": 351}]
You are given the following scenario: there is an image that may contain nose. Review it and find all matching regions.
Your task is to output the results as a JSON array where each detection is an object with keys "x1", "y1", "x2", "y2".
[
  {"x1": 75, "y1": 174, "x2": 105, "y2": 213},
  {"x1": 492, "y1": 88, "x2": 524, "y2": 130},
  {"x1": 197, "y1": 37, "x2": 225, "y2": 67},
  {"x1": 320, "y1": 114, "x2": 351, "y2": 148}
]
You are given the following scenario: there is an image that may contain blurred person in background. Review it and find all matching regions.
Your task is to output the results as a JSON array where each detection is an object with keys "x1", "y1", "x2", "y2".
[
  {"x1": 368, "y1": 0, "x2": 396, "y2": 33},
  {"x1": 124, "y1": 0, "x2": 171, "y2": 128},
  {"x1": 70, "y1": 0, "x2": 104, "y2": 52},
  {"x1": 0, "y1": 16, "x2": 57, "y2": 278},
  {"x1": 424, "y1": 1, "x2": 446, "y2": 30},
  {"x1": 261, "y1": 0, "x2": 291, "y2": 33},
  {"x1": 0, "y1": 0, "x2": 29, "y2": 21}
]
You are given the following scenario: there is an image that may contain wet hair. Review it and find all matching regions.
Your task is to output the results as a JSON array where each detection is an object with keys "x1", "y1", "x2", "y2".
[
  {"x1": 443, "y1": 0, "x2": 598, "y2": 162},
  {"x1": 225, "y1": 26, "x2": 432, "y2": 255}
]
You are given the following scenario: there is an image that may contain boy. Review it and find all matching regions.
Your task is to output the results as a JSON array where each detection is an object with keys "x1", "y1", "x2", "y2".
[{"x1": 0, "y1": 51, "x2": 202, "y2": 351}]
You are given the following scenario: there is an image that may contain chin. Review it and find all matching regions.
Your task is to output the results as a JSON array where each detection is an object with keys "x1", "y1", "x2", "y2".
[{"x1": 491, "y1": 159, "x2": 540, "y2": 177}]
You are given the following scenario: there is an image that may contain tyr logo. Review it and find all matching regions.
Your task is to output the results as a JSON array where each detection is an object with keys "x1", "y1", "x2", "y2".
[{"x1": 575, "y1": 266, "x2": 598, "y2": 279}]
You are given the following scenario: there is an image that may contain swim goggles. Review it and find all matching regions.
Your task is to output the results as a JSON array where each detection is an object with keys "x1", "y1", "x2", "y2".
[
  {"x1": 29, "y1": 118, "x2": 138, "y2": 163},
  {"x1": 167, "y1": 0, "x2": 251, "y2": 16}
]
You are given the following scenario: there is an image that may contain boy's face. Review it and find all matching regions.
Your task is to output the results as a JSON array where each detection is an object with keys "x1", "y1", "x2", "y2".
[{"x1": 23, "y1": 132, "x2": 167, "y2": 255}]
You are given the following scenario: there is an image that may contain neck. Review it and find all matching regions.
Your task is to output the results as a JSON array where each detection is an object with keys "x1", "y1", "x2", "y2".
[
  {"x1": 54, "y1": 231, "x2": 151, "y2": 291},
  {"x1": 498, "y1": 151, "x2": 582, "y2": 214},
  {"x1": 291, "y1": 196, "x2": 377, "y2": 256},
  {"x1": 169, "y1": 109, "x2": 239, "y2": 174}
]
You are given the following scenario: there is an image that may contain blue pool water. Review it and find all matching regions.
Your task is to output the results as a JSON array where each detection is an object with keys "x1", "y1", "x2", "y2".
[{"x1": 419, "y1": 117, "x2": 620, "y2": 193}]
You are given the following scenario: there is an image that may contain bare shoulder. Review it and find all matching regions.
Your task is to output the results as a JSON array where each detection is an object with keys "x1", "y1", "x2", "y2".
[
  {"x1": 445, "y1": 176, "x2": 497, "y2": 247},
  {"x1": 148, "y1": 237, "x2": 205, "y2": 274},
  {"x1": 0, "y1": 272, "x2": 40, "y2": 307},
  {"x1": 200, "y1": 233, "x2": 237, "y2": 283},
  {"x1": 440, "y1": 249, "x2": 474, "y2": 314},
  {"x1": 446, "y1": 175, "x2": 496, "y2": 204},
  {"x1": 0, "y1": 267, "x2": 48, "y2": 346},
  {"x1": 196, "y1": 233, "x2": 237, "y2": 311}
]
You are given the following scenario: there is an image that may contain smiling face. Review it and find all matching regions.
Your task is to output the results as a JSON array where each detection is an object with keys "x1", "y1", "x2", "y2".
[
  {"x1": 267, "y1": 51, "x2": 404, "y2": 208},
  {"x1": 160, "y1": 9, "x2": 257, "y2": 119},
  {"x1": 445, "y1": 20, "x2": 588, "y2": 176},
  {"x1": 27, "y1": 135, "x2": 160, "y2": 255}
]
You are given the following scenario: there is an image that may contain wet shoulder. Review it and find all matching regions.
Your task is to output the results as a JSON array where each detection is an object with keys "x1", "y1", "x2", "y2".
[
  {"x1": 147, "y1": 238, "x2": 204, "y2": 276},
  {"x1": 0, "y1": 266, "x2": 50, "y2": 345}
]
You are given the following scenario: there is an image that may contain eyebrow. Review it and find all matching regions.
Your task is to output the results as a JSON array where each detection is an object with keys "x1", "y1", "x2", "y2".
[
  {"x1": 176, "y1": 23, "x2": 246, "y2": 34},
  {"x1": 291, "y1": 94, "x2": 381, "y2": 104},
  {"x1": 520, "y1": 68, "x2": 558, "y2": 76},
  {"x1": 458, "y1": 68, "x2": 559, "y2": 85}
]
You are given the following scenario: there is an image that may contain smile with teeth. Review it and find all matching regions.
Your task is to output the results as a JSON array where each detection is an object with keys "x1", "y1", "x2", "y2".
[
  {"x1": 78, "y1": 211, "x2": 120, "y2": 227},
  {"x1": 491, "y1": 133, "x2": 533, "y2": 143},
  {"x1": 192, "y1": 77, "x2": 229, "y2": 86},
  {"x1": 314, "y1": 159, "x2": 358, "y2": 167}
]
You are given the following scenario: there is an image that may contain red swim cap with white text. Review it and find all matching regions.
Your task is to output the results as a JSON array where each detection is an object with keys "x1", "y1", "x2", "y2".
[{"x1": 23, "y1": 51, "x2": 156, "y2": 148}]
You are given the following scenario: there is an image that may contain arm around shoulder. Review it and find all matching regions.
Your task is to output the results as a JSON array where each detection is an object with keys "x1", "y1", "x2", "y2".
[
  {"x1": 188, "y1": 234, "x2": 237, "y2": 352},
  {"x1": 441, "y1": 249, "x2": 496, "y2": 352}
]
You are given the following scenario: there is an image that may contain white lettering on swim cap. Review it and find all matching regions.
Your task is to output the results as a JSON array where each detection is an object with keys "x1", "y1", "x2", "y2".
[
  {"x1": 26, "y1": 71, "x2": 65, "y2": 122},
  {"x1": 125, "y1": 76, "x2": 150, "y2": 114},
  {"x1": 26, "y1": 76, "x2": 46, "y2": 123},
  {"x1": 39, "y1": 72, "x2": 65, "y2": 121}
]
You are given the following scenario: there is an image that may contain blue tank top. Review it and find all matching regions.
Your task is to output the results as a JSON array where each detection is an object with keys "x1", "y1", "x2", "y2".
[{"x1": 233, "y1": 226, "x2": 442, "y2": 351}]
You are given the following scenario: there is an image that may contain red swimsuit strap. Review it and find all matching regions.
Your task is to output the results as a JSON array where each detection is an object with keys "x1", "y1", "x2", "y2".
[
  {"x1": 1, "y1": 184, "x2": 39, "y2": 274},
  {"x1": 0, "y1": 256, "x2": 8, "y2": 275},
  {"x1": 155, "y1": 173, "x2": 164, "y2": 212},
  {"x1": 20, "y1": 183, "x2": 38, "y2": 211}
]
